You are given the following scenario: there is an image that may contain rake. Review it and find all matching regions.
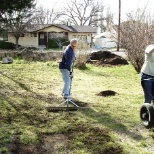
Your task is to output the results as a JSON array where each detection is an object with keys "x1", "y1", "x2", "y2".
[{"x1": 47, "y1": 63, "x2": 89, "y2": 112}]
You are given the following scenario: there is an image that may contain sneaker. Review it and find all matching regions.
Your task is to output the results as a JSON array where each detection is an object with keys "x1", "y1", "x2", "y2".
[
  {"x1": 63, "y1": 96, "x2": 67, "y2": 100},
  {"x1": 63, "y1": 96, "x2": 72, "y2": 101}
]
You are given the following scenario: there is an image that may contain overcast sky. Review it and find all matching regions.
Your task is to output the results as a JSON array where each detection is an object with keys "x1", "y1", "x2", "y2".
[{"x1": 36, "y1": 0, "x2": 154, "y2": 23}]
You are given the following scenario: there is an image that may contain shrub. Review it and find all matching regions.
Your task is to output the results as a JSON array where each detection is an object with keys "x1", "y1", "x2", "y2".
[
  {"x1": 75, "y1": 41, "x2": 91, "y2": 69},
  {"x1": 48, "y1": 37, "x2": 69, "y2": 48},
  {"x1": 0, "y1": 41, "x2": 15, "y2": 49},
  {"x1": 118, "y1": 9, "x2": 154, "y2": 72},
  {"x1": 48, "y1": 39, "x2": 58, "y2": 48}
]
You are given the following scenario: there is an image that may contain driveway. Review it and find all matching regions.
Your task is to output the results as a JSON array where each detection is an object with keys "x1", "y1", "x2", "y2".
[
  {"x1": 90, "y1": 48, "x2": 127, "y2": 58},
  {"x1": 112, "y1": 51, "x2": 126, "y2": 58}
]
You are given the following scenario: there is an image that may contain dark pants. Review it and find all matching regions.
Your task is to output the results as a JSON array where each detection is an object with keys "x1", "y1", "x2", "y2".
[{"x1": 141, "y1": 73, "x2": 154, "y2": 103}]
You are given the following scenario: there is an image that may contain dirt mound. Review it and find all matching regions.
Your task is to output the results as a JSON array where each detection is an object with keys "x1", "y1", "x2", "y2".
[
  {"x1": 88, "y1": 50, "x2": 128, "y2": 66},
  {"x1": 96, "y1": 90, "x2": 118, "y2": 97}
]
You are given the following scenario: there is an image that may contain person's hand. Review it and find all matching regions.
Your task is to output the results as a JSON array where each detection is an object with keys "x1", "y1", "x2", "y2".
[{"x1": 69, "y1": 71, "x2": 73, "y2": 78}]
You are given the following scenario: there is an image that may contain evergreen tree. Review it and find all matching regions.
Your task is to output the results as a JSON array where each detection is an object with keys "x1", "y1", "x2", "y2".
[
  {"x1": 0, "y1": 0, "x2": 35, "y2": 22},
  {"x1": 0, "y1": 0, "x2": 36, "y2": 48}
]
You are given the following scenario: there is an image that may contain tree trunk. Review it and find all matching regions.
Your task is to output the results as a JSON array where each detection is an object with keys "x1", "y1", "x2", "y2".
[{"x1": 15, "y1": 37, "x2": 19, "y2": 49}]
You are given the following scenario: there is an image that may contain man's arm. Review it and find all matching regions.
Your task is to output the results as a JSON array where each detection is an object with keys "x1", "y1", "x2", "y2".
[{"x1": 65, "y1": 49, "x2": 74, "y2": 71}]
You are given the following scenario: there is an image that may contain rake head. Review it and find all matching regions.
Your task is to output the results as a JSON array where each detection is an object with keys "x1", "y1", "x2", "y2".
[
  {"x1": 46, "y1": 97, "x2": 89, "y2": 112},
  {"x1": 46, "y1": 106, "x2": 89, "y2": 112}
]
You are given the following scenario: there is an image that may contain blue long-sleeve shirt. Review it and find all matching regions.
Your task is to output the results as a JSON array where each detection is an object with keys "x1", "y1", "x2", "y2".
[{"x1": 59, "y1": 45, "x2": 75, "y2": 71}]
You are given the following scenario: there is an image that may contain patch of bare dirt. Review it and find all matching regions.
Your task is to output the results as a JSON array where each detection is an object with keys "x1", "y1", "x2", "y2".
[
  {"x1": 42, "y1": 134, "x2": 69, "y2": 154},
  {"x1": 96, "y1": 90, "x2": 118, "y2": 97},
  {"x1": 7, "y1": 124, "x2": 123, "y2": 154},
  {"x1": 8, "y1": 134, "x2": 69, "y2": 154},
  {"x1": 88, "y1": 50, "x2": 128, "y2": 66}
]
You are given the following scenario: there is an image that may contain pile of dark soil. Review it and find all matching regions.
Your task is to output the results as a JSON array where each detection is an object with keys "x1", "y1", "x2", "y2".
[
  {"x1": 88, "y1": 50, "x2": 128, "y2": 66},
  {"x1": 96, "y1": 90, "x2": 118, "y2": 97}
]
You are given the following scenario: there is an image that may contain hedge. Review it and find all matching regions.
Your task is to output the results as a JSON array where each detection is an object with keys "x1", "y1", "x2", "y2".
[
  {"x1": 48, "y1": 37, "x2": 69, "y2": 48},
  {"x1": 0, "y1": 41, "x2": 16, "y2": 49}
]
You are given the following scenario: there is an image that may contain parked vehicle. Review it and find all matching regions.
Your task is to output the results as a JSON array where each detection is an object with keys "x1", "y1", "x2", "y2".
[{"x1": 93, "y1": 32, "x2": 117, "y2": 49}]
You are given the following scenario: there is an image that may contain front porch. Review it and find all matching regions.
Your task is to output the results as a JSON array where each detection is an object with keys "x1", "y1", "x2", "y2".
[{"x1": 38, "y1": 31, "x2": 69, "y2": 48}]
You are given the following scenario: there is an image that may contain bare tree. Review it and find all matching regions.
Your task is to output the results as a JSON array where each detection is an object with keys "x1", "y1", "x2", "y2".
[
  {"x1": 32, "y1": 6, "x2": 62, "y2": 25},
  {"x1": 61, "y1": 0, "x2": 105, "y2": 26},
  {"x1": 105, "y1": 7, "x2": 114, "y2": 31},
  {"x1": 119, "y1": 9, "x2": 154, "y2": 72},
  {"x1": 4, "y1": 8, "x2": 34, "y2": 48}
]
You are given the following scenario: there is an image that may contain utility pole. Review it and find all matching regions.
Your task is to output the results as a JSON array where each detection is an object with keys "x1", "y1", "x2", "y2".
[{"x1": 117, "y1": 0, "x2": 121, "y2": 51}]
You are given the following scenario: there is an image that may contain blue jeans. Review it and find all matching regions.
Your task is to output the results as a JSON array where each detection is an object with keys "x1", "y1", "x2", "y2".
[
  {"x1": 141, "y1": 72, "x2": 154, "y2": 103},
  {"x1": 60, "y1": 69, "x2": 71, "y2": 97}
]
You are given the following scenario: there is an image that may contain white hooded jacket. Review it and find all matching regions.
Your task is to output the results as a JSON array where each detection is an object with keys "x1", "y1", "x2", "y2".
[{"x1": 141, "y1": 44, "x2": 154, "y2": 76}]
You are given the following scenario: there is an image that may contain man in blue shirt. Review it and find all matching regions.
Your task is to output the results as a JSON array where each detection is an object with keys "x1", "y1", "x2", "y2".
[{"x1": 59, "y1": 38, "x2": 78, "y2": 99}]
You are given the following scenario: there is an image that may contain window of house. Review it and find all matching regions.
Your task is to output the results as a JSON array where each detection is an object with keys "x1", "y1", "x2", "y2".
[
  {"x1": 0, "y1": 32, "x2": 8, "y2": 41},
  {"x1": 81, "y1": 35, "x2": 87, "y2": 42},
  {"x1": 48, "y1": 31, "x2": 66, "y2": 39},
  {"x1": 31, "y1": 32, "x2": 37, "y2": 37},
  {"x1": 40, "y1": 34, "x2": 44, "y2": 39},
  {"x1": 73, "y1": 35, "x2": 87, "y2": 42},
  {"x1": 63, "y1": 32, "x2": 68, "y2": 38},
  {"x1": 3, "y1": 33, "x2": 8, "y2": 41},
  {"x1": 72, "y1": 35, "x2": 76, "y2": 38},
  {"x1": 34, "y1": 32, "x2": 37, "y2": 37}
]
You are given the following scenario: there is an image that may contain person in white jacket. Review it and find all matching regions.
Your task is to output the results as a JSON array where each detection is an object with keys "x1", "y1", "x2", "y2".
[{"x1": 141, "y1": 44, "x2": 154, "y2": 103}]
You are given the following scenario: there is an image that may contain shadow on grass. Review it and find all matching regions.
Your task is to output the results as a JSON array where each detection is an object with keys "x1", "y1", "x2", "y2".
[
  {"x1": 75, "y1": 100, "x2": 143, "y2": 141},
  {"x1": 0, "y1": 89, "x2": 142, "y2": 154},
  {"x1": 0, "y1": 71, "x2": 60, "y2": 103},
  {"x1": 0, "y1": 70, "x2": 143, "y2": 152},
  {"x1": 0, "y1": 93, "x2": 55, "y2": 125},
  {"x1": 0, "y1": 85, "x2": 143, "y2": 142},
  {"x1": 80, "y1": 65, "x2": 111, "y2": 77},
  {"x1": 0, "y1": 71, "x2": 60, "y2": 126},
  {"x1": 0, "y1": 61, "x2": 149, "y2": 153},
  {"x1": 0, "y1": 71, "x2": 31, "y2": 91}
]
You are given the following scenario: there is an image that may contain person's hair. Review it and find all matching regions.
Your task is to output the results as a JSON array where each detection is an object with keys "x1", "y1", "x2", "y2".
[{"x1": 70, "y1": 38, "x2": 78, "y2": 45}]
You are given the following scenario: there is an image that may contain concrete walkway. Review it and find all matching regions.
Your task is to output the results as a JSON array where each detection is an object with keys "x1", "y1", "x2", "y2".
[{"x1": 112, "y1": 51, "x2": 126, "y2": 58}]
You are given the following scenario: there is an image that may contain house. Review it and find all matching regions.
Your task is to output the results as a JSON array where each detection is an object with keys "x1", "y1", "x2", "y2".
[{"x1": 6, "y1": 24, "x2": 97, "y2": 48}]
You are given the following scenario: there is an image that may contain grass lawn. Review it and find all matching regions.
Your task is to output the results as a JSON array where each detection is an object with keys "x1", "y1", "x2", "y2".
[{"x1": 0, "y1": 59, "x2": 154, "y2": 154}]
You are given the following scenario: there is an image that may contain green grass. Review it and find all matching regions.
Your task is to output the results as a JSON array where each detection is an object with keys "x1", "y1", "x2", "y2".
[{"x1": 0, "y1": 60, "x2": 154, "y2": 154}]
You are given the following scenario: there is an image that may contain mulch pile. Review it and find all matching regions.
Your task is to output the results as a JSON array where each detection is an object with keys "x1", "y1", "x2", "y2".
[{"x1": 87, "y1": 50, "x2": 128, "y2": 66}]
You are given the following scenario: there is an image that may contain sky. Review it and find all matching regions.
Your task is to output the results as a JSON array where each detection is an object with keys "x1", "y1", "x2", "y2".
[{"x1": 36, "y1": 0, "x2": 154, "y2": 23}]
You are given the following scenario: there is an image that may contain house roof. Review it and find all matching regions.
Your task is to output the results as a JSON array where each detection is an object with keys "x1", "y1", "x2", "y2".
[
  {"x1": 69, "y1": 25, "x2": 97, "y2": 33},
  {"x1": 31, "y1": 24, "x2": 97, "y2": 33}
]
